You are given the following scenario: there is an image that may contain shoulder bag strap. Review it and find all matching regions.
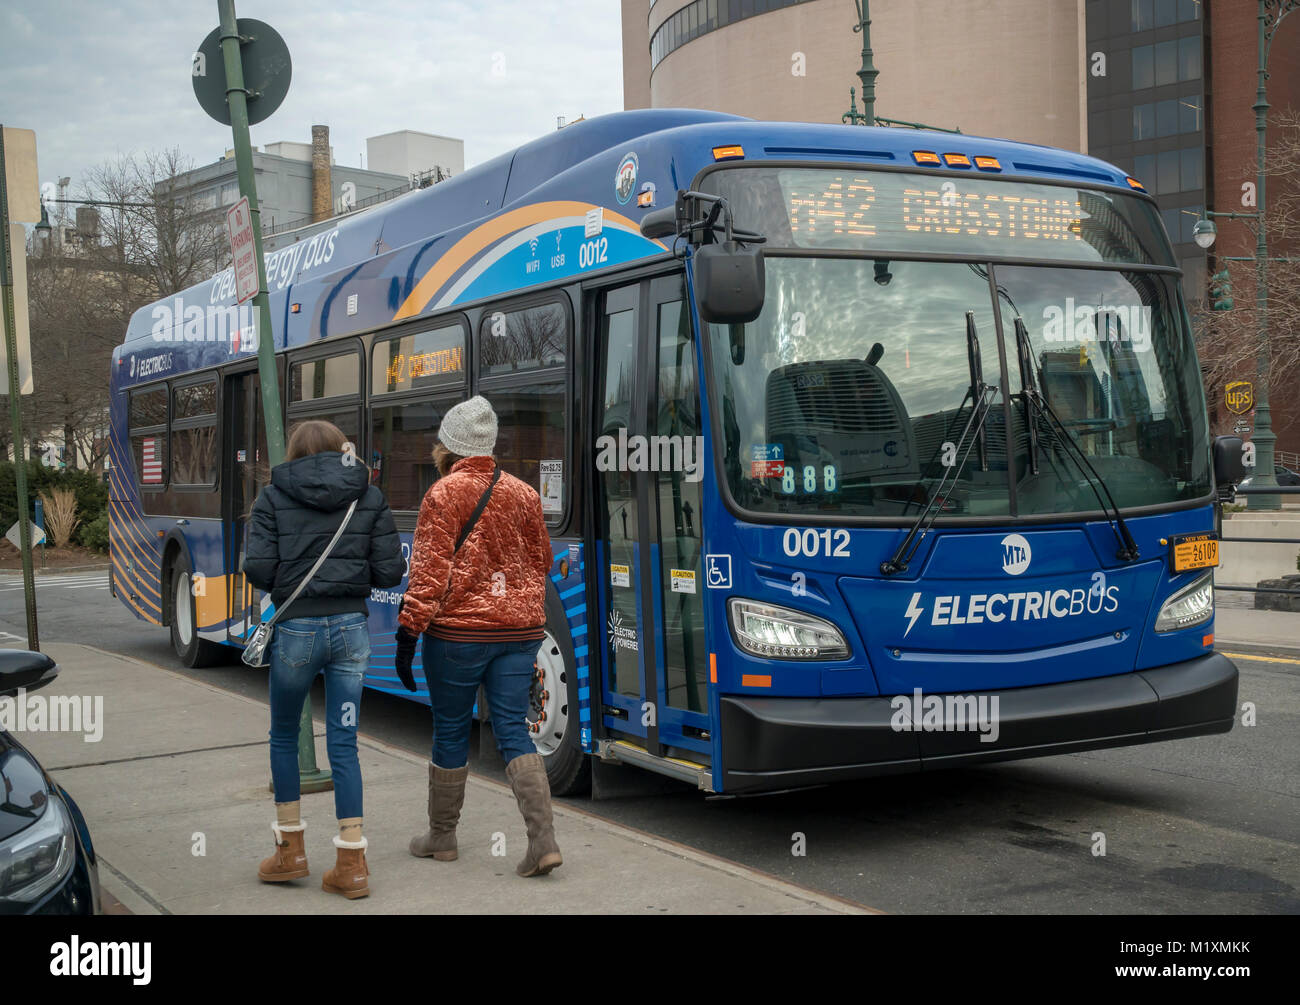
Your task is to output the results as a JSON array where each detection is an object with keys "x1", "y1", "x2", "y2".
[
  {"x1": 454, "y1": 465, "x2": 501, "y2": 553},
  {"x1": 264, "y1": 498, "x2": 358, "y2": 630}
]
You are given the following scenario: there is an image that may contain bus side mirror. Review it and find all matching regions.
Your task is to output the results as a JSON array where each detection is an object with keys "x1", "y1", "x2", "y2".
[
  {"x1": 695, "y1": 241, "x2": 765, "y2": 325},
  {"x1": 1213, "y1": 435, "x2": 1245, "y2": 487},
  {"x1": 640, "y1": 208, "x2": 677, "y2": 240}
]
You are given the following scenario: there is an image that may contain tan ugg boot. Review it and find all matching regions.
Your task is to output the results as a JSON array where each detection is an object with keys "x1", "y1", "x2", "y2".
[
  {"x1": 322, "y1": 835, "x2": 370, "y2": 899},
  {"x1": 410, "y1": 763, "x2": 469, "y2": 860},
  {"x1": 258, "y1": 821, "x2": 309, "y2": 882},
  {"x1": 505, "y1": 752, "x2": 562, "y2": 877}
]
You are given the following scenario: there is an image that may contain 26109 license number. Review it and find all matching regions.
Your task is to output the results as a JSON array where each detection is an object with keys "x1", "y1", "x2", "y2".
[{"x1": 1170, "y1": 533, "x2": 1219, "y2": 572}]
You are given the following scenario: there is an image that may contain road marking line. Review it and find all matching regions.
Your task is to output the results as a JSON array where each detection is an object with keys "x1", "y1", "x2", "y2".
[{"x1": 1221, "y1": 650, "x2": 1300, "y2": 666}]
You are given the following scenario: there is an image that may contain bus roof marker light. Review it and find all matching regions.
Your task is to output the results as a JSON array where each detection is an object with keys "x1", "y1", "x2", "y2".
[
  {"x1": 1126, "y1": 176, "x2": 1146, "y2": 191},
  {"x1": 712, "y1": 145, "x2": 745, "y2": 161},
  {"x1": 942, "y1": 153, "x2": 972, "y2": 168},
  {"x1": 911, "y1": 150, "x2": 942, "y2": 166},
  {"x1": 973, "y1": 156, "x2": 1002, "y2": 171}
]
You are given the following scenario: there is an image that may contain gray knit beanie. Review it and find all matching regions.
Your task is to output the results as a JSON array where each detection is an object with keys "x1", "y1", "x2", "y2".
[{"x1": 438, "y1": 395, "x2": 498, "y2": 457}]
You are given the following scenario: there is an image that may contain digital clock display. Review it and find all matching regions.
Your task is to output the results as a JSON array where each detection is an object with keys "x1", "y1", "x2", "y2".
[{"x1": 706, "y1": 167, "x2": 1171, "y2": 267}]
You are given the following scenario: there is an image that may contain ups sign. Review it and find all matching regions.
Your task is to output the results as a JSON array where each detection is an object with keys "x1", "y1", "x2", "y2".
[{"x1": 1226, "y1": 381, "x2": 1254, "y2": 415}]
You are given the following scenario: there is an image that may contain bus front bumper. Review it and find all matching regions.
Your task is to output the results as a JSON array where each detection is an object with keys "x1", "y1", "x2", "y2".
[{"x1": 718, "y1": 652, "x2": 1237, "y2": 793}]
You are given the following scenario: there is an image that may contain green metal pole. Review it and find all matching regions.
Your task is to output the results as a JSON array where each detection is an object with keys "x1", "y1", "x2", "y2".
[
  {"x1": 856, "y1": 0, "x2": 879, "y2": 126},
  {"x1": 0, "y1": 129, "x2": 39, "y2": 652},
  {"x1": 215, "y1": 1, "x2": 330, "y2": 792}
]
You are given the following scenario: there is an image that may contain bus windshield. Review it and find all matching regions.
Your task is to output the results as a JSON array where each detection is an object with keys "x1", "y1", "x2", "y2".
[{"x1": 706, "y1": 255, "x2": 1211, "y2": 519}]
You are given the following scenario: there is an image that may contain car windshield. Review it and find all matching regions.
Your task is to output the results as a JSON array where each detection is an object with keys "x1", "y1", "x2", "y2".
[{"x1": 706, "y1": 256, "x2": 1211, "y2": 519}]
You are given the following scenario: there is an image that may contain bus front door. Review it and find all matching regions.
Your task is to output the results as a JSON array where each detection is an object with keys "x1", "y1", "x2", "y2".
[{"x1": 593, "y1": 277, "x2": 712, "y2": 765}]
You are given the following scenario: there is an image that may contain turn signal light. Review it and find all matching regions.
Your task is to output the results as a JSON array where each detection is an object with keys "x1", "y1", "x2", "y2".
[{"x1": 1126, "y1": 176, "x2": 1146, "y2": 191}]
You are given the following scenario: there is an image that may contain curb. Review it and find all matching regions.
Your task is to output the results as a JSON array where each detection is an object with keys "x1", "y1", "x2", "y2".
[{"x1": 68, "y1": 643, "x2": 876, "y2": 916}]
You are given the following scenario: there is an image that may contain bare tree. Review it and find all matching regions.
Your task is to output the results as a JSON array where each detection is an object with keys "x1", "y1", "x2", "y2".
[{"x1": 1194, "y1": 110, "x2": 1300, "y2": 443}]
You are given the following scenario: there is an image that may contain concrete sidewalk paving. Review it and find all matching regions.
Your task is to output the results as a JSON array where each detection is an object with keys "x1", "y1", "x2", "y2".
[
  {"x1": 11, "y1": 643, "x2": 867, "y2": 916},
  {"x1": 1214, "y1": 607, "x2": 1298, "y2": 653}
]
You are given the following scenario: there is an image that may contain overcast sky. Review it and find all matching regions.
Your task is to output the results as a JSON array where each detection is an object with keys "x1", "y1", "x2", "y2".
[{"x1": 0, "y1": 0, "x2": 624, "y2": 195}]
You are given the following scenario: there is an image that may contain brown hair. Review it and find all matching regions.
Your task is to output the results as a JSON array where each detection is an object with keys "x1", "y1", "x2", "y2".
[
  {"x1": 432, "y1": 442, "x2": 466, "y2": 477},
  {"x1": 286, "y1": 419, "x2": 348, "y2": 462}
]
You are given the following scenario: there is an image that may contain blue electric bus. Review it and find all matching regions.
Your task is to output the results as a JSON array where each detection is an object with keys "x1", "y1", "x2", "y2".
[{"x1": 109, "y1": 109, "x2": 1240, "y2": 795}]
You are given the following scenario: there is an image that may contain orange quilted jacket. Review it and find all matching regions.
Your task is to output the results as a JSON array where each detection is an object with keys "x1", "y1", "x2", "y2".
[{"x1": 399, "y1": 457, "x2": 555, "y2": 641}]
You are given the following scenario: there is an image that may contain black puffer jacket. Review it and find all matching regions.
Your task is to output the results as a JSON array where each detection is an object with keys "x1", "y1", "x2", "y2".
[{"x1": 244, "y1": 451, "x2": 404, "y2": 620}]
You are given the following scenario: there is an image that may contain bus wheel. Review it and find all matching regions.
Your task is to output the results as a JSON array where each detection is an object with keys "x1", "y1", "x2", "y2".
[
  {"x1": 169, "y1": 554, "x2": 225, "y2": 669},
  {"x1": 529, "y1": 590, "x2": 590, "y2": 796}
]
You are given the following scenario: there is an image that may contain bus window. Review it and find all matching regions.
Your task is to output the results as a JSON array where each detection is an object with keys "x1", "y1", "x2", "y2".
[
  {"x1": 369, "y1": 396, "x2": 460, "y2": 511},
  {"x1": 290, "y1": 350, "x2": 361, "y2": 403},
  {"x1": 171, "y1": 378, "x2": 218, "y2": 488},
  {"x1": 128, "y1": 385, "x2": 169, "y2": 493},
  {"x1": 478, "y1": 301, "x2": 566, "y2": 376},
  {"x1": 480, "y1": 382, "x2": 567, "y2": 524}
]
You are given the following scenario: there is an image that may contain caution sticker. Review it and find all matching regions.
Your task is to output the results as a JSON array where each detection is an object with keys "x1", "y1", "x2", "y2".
[
  {"x1": 610, "y1": 564, "x2": 630, "y2": 588},
  {"x1": 670, "y1": 569, "x2": 697, "y2": 594}
]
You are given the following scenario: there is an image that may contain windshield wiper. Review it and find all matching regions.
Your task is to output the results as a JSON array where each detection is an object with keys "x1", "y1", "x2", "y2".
[
  {"x1": 1012, "y1": 316, "x2": 1140, "y2": 563},
  {"x1": 882, "y1": 313, "x2": 998, "y2": 576}
]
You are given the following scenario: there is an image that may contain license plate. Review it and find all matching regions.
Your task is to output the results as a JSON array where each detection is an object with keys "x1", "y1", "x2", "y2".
[{"x1": 1171, "y1": 533, "x2": 1219, "y2": 572}]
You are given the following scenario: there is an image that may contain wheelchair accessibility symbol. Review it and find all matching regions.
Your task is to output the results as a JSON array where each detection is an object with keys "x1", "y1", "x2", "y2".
[{"x1": 704, "y1": 554, "x2": 732, "y2": 589}]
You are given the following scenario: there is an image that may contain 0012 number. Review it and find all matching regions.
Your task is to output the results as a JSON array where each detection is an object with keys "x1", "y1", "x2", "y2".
[{"x1": 783, "y1": 527, "x2": 850, "y2": 558}]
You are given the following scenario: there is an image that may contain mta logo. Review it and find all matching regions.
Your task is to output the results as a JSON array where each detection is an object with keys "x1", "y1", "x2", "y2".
[{"x1": 1000, "y1": 534, "x2": 1032, "y2": 576}]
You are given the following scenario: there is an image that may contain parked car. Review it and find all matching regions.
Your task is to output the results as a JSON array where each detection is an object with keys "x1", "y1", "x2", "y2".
[
  {"x1": 1238, "y1": 464, "x2": 1300, "y2": 489},
  {"x1": 0, "y1": 651, "x2": 101, "y2": 915}
]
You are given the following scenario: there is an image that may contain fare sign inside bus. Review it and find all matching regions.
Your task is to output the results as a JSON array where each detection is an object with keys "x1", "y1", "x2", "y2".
[{"x1": 226, "y1": 197, "x2": 259, "y2": 305}]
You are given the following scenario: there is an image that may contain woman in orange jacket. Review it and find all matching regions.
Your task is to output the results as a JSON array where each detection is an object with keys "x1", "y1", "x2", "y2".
[{"x1": 393, "y1": 396, "x2": 561, "y2": 877}]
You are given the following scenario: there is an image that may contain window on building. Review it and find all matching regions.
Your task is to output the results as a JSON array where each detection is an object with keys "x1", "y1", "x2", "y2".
[
  {"x1": 1133, "y1": 46, "x2": 1154, "y2": 89},
  {"x1": 1155, "y1": 39, "x2": 1178, "y2": 86},
  {"x1": 1131, "y1": 0, "x2": 1153, "y2": 31},
  {"x1": 1180, "y1": 147, "x2": 1203, "y2": 192},
  {"x1": 1179, "y1": 36, "x2": 1201, "y2": 81},
  {"x1": 1158, "y1": 150, "x2": 1181, "y2": 194},
  {"x1": 1155, "y1": 0, "x2": 1177, "y2": 27},
  {"x1": 1133, "y1": 103, "x2": 1155, "y2": 140},
  {"x1": 1135, "y1": 154, "x2": 1156, "y2": 189},
  {"x1": 1178, "y1": 0, "x2": 1201, "y2": 21},
  {"x1": 1156, "y1": 99, "x2": 1179, "y2": 138},
  {"x1": 1179, "y1": 94, "x2": 1203, "y2": 133}
]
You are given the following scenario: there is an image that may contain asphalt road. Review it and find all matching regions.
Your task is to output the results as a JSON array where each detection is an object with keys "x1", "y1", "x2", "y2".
[{"x1": 4, "y1": 568, "x2": 1297, "y2": 914}]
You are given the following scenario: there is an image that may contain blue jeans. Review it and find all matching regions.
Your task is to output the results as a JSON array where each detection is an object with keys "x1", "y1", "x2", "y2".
[
  {"x1": 423, "y1": 637, "x2": 539, "y2": 769},
  {"x1": 269, "y1": 613, "x2": 369, "y2": 819}
]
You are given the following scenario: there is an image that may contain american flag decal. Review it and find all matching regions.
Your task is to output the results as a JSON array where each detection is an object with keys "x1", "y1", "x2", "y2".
[{"x1": 141, "y1": 438, "x2": 163, "y2": 484}]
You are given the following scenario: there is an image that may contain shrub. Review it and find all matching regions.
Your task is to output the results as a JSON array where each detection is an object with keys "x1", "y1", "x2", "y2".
[
  {"x1": 80, "y1": 511, "x2": 110, "y2": 554},
  {"x1": 38, "y1": 488, "x2": 80, "y2": 548},
  {"x1": 0, "y1": 462, "x2": 108, "y2": 545}
]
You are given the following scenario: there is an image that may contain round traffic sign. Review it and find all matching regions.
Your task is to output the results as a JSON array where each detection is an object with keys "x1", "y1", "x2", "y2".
[{"x1": 192, "y1": 19, "x2": 292, "y2": 126}]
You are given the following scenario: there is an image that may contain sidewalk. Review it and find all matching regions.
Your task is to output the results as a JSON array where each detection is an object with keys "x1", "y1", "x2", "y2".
[
  {"x1": 1214, "y1": 607, "x2": 1299, "y2": 653},
  {"x1": 12, "y1": 643, "x2": 866, "y2": 916}
]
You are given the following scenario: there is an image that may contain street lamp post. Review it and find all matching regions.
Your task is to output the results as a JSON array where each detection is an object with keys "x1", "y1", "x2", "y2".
[{"x1": 1196, "y1": 2, "x2": 1298, "y2": 510}]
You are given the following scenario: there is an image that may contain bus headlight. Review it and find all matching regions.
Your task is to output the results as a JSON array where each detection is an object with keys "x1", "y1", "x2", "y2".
[
  {"x1": 728, "y1": 599, "x2": 849, "y2": 660},
  {"x1": 1154, "y1": 572, "x2": 1214, "y2": 633}
]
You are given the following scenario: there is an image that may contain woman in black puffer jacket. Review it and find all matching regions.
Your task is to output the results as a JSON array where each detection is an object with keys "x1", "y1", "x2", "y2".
[{"x1": 243, "y1": 419, "x2": 403, "y2": 900}]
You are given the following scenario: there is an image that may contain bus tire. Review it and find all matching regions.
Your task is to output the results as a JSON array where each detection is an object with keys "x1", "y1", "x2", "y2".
[
  {"x1": 530, "y1": 587, "x2": 591, "y2": 797},
  {"x1": 168, "y1": 552, "x2": 225, "y2": 669}
]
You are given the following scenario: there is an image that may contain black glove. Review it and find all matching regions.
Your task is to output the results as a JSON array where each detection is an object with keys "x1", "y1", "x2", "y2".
[{"x1": 394, "y1": 625, "x2": 419, "y2": 692}]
